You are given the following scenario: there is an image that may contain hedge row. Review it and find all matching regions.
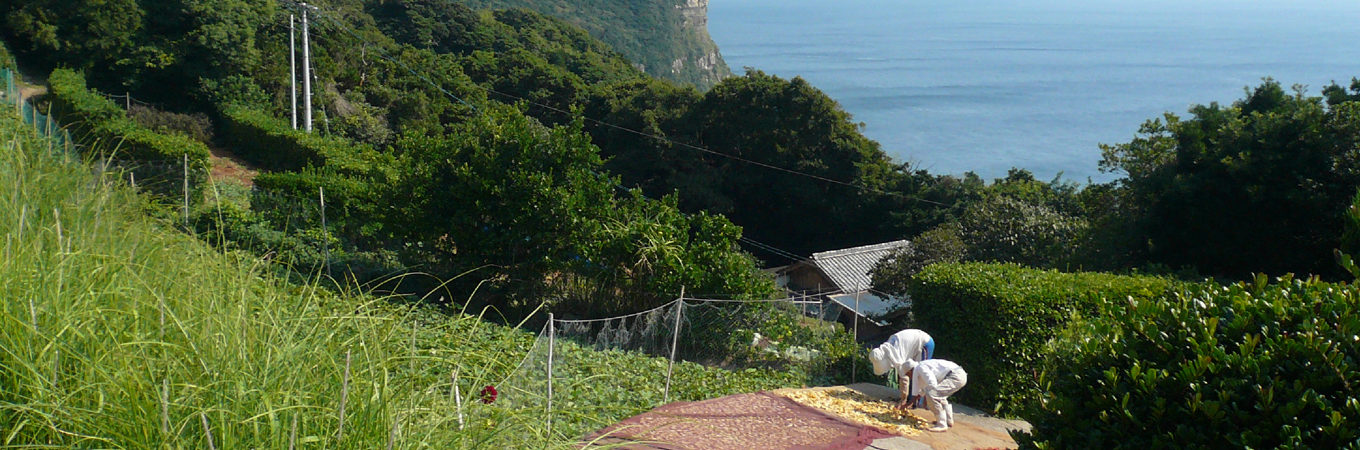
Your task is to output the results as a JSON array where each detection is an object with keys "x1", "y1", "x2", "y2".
[
  {"x1": 251, "y1": 167, "x2": 394, "y2": 247},
  {"x1": 47, "y1": 69, "x2": 210, "y2": 167},
  {"x1": 217, "y1": 105, "x2": 393, "y2": 175},
  {"x1": 1023, "y1": 275, "x2": 1360, "y2": 448},
  {"x1": 909, "y1": 262, "x2": 1175, "y2": 416},
  {"x1": 1, "y1": 39, "x2": 15, "y2": 71}
]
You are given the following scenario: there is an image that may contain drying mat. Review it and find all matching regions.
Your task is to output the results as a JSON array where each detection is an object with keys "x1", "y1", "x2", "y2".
[{"x1": 582, "y1": 391, "x2": 895, "y2": 449}]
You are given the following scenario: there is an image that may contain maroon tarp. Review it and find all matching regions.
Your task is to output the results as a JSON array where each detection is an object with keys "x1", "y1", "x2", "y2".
[{"x1": 582, "y1": 391, "x2": 896, "y2": 449}]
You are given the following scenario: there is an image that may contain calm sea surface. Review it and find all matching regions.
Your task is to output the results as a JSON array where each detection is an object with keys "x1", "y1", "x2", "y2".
[{"x1": 708, "y1": 0, "x2": 1360, "y2": 182}]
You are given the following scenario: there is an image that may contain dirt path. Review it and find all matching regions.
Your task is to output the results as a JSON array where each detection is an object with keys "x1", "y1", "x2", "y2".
[
  {"x1": 208, "y1": 144, "x2": 258, "y2": 187},
  {"x1": 585, "y1": 383, "x2": 1029, "y2": 450}
]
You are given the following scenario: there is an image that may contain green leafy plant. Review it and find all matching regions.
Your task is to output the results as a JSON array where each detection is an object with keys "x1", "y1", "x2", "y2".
[
  {"x1": 909, "y1": 262, "x2": 1175, "y2": 416},
  {"x1": 1021, "y1": 275, "x2": 1360, "y2": 448}
]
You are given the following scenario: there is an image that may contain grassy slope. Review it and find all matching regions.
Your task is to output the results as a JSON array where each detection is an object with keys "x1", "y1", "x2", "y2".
[{"x1": 0, "y1": 107, "x2": 796, "y2": 447}]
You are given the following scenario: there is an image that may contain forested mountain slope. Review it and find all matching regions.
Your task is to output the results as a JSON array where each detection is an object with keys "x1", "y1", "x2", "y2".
[{"x1": 457, "y1": 0, "x2": 732, "y2": 88}]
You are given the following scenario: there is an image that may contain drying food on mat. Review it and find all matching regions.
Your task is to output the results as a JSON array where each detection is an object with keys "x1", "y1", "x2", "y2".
[{"x1": 780, "y1": 387, "x2": 926, "y2": 437}]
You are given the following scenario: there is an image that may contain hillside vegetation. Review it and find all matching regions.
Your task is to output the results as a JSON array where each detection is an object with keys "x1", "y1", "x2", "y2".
[
  {"x1": 456, "y1": 0, "x2": 731, "y2": 88},
  {"x1": 0, "y1": 108, "x2": 797, "y2": 446},
  {"x1": 6, "y1": 1, "x2": 1360, "y2": 445}
]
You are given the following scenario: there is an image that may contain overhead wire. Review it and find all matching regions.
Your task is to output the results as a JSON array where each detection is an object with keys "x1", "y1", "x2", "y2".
[
  {"x1": 286, "y1": 0, "x2": 480, "y2": 112},
  {"x1": 284, "y1": 1, "x2": 923, "y2": 303},
  {"x1": 286, "y1": 0, "x2": 954, "y2": 209}
]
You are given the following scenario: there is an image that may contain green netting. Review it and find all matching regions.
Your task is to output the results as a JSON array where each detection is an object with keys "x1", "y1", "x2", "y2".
[{"x1": 4, "y1": 68, "x2": 75, "y2": 155}]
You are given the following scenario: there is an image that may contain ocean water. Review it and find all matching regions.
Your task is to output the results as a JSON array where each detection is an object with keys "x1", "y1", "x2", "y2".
[{"x1": 708, "y1": 0, "x2": 1360, "y2": 182}]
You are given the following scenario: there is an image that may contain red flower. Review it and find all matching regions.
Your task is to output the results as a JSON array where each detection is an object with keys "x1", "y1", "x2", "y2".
[{"x1": 480, "y1": 385, "x2": 498, "y2": 404}]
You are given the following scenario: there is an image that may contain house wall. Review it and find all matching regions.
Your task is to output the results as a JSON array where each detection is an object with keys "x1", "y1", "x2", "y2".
[{"x1": 783, "y1": 265, "x2": 835, "y2": 293}]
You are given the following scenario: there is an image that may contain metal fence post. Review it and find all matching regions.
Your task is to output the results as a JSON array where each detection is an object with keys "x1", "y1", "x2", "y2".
[
  {"x1": 663, "y1": 287, "x2": 685, "y2": 403},
  {"x1": 319, "y1": 186, "x2": 330, "y2": 275},
  {"x1": 547, "y1": 313, "x2": 555, "y2": 437},
  {"x1": 182, "y1": 154, "x2": 190, "y2": 229}
]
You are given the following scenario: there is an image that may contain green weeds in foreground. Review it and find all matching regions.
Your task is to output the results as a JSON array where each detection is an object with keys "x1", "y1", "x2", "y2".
[{"x1": 0, "y1": 109, "x2": 799, "y2": 447}]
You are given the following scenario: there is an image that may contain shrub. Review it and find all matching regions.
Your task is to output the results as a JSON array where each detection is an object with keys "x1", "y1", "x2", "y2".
[
  {"x1": 128, "y1": 104, "x2": 214, "y2": 143},
  {"x1": 0, "y1": 40, "x2": 15, "y2": 71},
  {"x1": 1021, "y1": 275, "x2": 1360, "y2": 448},
  {"x1": 871, "y1": 223, "x2": 966, "y2": 297},
  {"x1": 46, "y1": 68, "x2": 210, "y2": 195},
  {"x1": 957, "y1": 195, "x2": 1088, "y2": 268},
  {"x1": 250, "y1": 169, "x2": 388, "y2": 242},
  {"x1": 909, "y1": 262, "x2": 1174, "y2": 416},
  {"x1": 217, "y1": 105, "x2": 394, "y2": 175}
]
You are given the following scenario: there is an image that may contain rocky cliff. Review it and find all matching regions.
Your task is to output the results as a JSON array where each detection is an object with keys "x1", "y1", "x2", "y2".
[{"x1": 460, "y1": 0, "x2": 732, "y2": 89}]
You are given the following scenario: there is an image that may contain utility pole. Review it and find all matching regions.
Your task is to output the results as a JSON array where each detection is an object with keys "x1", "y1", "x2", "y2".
[
  {"x1": 301, "y1": 2, "x2": 313, "y2": 133},
  {"x1": 290, "y1": 14, "x2": 298, "y2": 130}
]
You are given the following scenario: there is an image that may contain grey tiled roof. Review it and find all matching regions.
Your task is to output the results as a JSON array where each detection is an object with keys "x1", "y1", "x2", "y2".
[{"x1": 811, "y1": 240, "x2": 910, "y2": 292}]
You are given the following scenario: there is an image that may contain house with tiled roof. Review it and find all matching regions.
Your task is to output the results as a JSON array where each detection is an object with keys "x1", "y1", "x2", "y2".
[{"x1": 771, "y1": 240, "x2": 910, "y2": 341}]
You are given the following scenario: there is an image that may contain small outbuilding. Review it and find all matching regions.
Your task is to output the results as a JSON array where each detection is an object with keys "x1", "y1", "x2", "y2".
[{"x1": 771, "y1": 240, "x2": 910, "y2": 341}]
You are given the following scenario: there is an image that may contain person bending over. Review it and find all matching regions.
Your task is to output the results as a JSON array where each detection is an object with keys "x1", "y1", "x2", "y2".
[
  {"x1": 902, "y1": 358, "x2": 967, "y2": 432},
  {"x1": 867, "y1": 328, "x2": 934, "y2": 407}
]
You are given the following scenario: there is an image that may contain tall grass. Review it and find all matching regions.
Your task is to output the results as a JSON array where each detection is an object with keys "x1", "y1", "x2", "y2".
[
  {"x1": 0, "y1": 108, "x2": 535, "y2": 447},
  {"x1": 0, "y1": 106, "x2": 805, "y2": 447}
]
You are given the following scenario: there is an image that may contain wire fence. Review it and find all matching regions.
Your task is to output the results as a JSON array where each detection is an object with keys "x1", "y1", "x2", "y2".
[
  {"x1": 496, "y1": 292, "x2": 863, "y2": 440},
  {"x1": 3, "y1": 68, "x2": 75, "y2": 154},
  {"x1": 5, "y1": 65, "x2": 875, "y2": 443}
]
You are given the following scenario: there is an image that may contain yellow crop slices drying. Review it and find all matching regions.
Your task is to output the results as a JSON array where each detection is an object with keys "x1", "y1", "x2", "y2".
[{"x1": 779, "y1": 388, "x2": 925, "y2": 437}]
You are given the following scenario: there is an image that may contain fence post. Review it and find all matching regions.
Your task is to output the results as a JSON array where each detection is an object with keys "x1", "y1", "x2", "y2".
[
  {"x1": 663, "y1": 287, "x2": 685, "y2": 403},
  {"x1": 547, "y1": 313, "x2": 554, "y2": 437},
  {"x1": 451, "y1": 370, "x2": 464, "y2": 430},
  {"x1": 319, "y1": 186, "x2": 330, "y2": 276},
  {"x1": 337, "y1": 349, "x2": 351, "y2": 441},
  {"x1": 853, "y1": 290, "x2": 861, "y2": 383},
  {"x1": 182, "y1": 154, "x2": 190, "y2": 229}
]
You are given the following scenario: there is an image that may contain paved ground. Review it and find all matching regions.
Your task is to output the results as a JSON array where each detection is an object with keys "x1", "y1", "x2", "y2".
[{"x1": 586, "y1": 383, "x2": 1030, "y2": 449}]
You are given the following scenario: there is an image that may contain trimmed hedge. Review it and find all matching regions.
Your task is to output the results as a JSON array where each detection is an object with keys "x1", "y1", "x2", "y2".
[
  {"x1": 1022, "y1": 275, "x2": 1360, "y2": 448},
  {"x1": 47, "y1": 69, "x2": 210, "y2": 164},
  {"x1": 909, "y1": 262, "x2": 1174, "y2": 416},
  {"x1": 217, "y1": 105, "x2": 393, "y2": 175}
]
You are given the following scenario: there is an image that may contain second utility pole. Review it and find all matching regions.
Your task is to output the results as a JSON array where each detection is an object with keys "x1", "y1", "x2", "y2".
[
  {"x1": 301, "y1": 2, "x2": 313, "y2": 133},
  {"x1": 290, "y1": 13, "x2": 297, "y2": 130}
]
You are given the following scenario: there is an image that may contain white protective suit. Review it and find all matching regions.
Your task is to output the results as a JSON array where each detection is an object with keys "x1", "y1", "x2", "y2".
[
  {"x1": 907, "y1": 359, "x2": 968, "y2": 429},
  {"x1": 868, "y1": 329, "x2": 934, "y2": 399}
]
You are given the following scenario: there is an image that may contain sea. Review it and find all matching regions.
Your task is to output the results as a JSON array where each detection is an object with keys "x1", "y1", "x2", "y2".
[{"x1": 707, "y1": 0, "x2": 1360, "y2": 182}]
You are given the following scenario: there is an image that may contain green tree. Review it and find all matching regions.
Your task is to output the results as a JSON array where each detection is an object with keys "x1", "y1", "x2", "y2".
[
  {"x1": 869, "y1": 223, "x2": 966, "y2": 297},
  {"x1": 387, "y1": 105, "x2": 774, "y2": 315},
  {"x1": 2, "y1": 0, "x2": 147, "y2": 87},
  {"x1": 1100, "y1": 79, "x2": 1360, "y2": 279}
]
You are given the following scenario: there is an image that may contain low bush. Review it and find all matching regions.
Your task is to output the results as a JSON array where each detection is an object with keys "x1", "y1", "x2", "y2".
[
  {"x1": 909, "y1": 262, "x2": 1174, "y2": 416},
  {"x1": 46, "y1": 68, "x2": 209, "y2": 195},
  {"x1": 1021, "y1": 275, "x2": 1360, "y2": 448},
  {"x1": 128, "y1": 104, "x2": 214, "y2": 143},
  {"x1": 217, "y1": 105, "x2": 394, "y2": 176},
  {"x1": 1, "y1": 40, "x2": 15, "y2": 71}
]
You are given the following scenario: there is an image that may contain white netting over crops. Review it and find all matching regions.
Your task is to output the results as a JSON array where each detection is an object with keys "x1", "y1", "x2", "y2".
[{"x1": 495, "y1": 296, "x2": 855, "y2": 441}]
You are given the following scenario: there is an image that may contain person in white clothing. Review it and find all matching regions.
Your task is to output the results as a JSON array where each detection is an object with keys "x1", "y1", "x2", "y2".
[
  {"x1": 902, "y1": 358, "x2": 968, "y2": 432},
  {"x1": 867, "y1": 329, "x2": 935, "y2": 408}
]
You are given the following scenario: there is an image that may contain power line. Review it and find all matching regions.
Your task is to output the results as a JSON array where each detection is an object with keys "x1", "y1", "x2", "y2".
[
  {"x1": 279, "y1": 2, "x2": 929, "y2": 301},
  {"x1": 287, "y1": 1, "x2": 952, "y2": 209},
  {"x1": 288, "y1": 1, "x2": 479, "y2": 112}
]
